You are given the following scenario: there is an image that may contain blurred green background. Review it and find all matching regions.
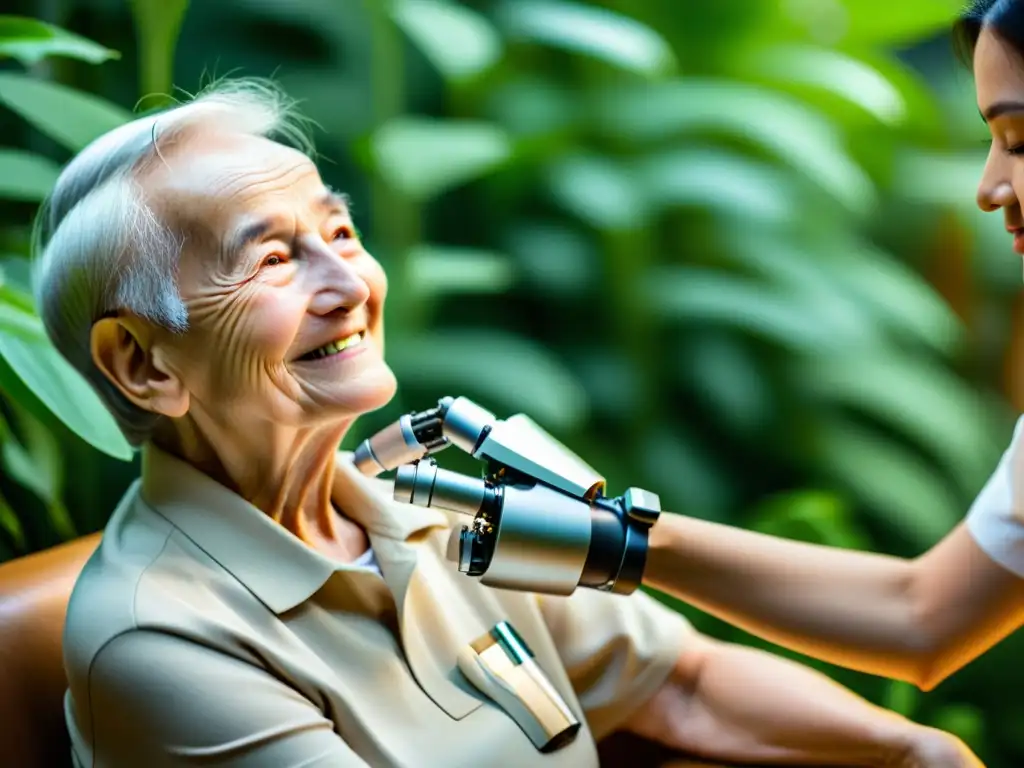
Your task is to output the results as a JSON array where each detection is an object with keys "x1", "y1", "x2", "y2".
[{"x1": 1, "y1": 0, "x2": 1022, "y2": 763}]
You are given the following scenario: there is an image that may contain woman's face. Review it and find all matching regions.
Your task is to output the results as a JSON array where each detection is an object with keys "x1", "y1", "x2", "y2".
[
  {"x1": 976, "y1": 25, "x2": 1024, "y2": 251},
  {"x1": 145, "y1": 131, "x2": 397, "y2": 430}
]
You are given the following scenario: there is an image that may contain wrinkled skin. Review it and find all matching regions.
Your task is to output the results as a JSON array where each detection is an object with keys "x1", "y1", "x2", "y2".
[{"x1": 91, "y1": 131, "x2": 396, "y2": 557}]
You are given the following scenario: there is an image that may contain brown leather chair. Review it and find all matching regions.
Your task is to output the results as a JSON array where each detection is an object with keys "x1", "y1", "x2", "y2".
[
  {"x1": 0, "y1": 532, "x2": 101, "y2": 768},
  {"x1": 0, "y1": 533, "x2": 722, "y2": 768}
]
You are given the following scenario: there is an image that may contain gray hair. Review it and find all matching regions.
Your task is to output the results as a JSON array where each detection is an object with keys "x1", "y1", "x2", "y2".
[{"x1": 32, "y1": 78, "x2": 316, "y2": 447}]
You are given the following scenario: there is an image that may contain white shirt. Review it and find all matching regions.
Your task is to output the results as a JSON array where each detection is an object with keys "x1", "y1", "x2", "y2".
[
  {"x1": 966, "y1": 416, "x2": 1024, "y2": 577},
  {"x1": 352, "y1": 546, "x2": 383, "y2": 576}
]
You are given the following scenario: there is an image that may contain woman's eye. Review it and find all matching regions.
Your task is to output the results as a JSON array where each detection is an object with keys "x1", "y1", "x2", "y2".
[
  {"x1": 263, "y1": 255, "x2": 284, "y2": 267},
  {"x1": 333, "y1": 225, "x2": 355, "y2": 241},
  {"x1": 1010, "y1": 144, "x2": 1024, "y2": 156}
]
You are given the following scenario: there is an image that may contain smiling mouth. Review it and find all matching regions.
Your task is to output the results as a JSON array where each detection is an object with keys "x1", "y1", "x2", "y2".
[{"x1": 298, "y1": 331, "x2": 365, "y2": 361}]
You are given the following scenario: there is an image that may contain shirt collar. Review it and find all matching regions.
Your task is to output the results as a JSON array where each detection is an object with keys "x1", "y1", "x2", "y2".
[{"x1": 139, "y1": 443, "x2": 448, "y2": 614}]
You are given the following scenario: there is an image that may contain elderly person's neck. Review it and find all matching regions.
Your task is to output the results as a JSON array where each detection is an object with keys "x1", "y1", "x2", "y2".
[{"x1": 153, "y1": 417, "x2": 369, "y2": 560}]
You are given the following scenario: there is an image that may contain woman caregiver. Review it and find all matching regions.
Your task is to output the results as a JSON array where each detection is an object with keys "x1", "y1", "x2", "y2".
[{"x1": 642, "y1": 0, "x2": 1024, "y2": 695}]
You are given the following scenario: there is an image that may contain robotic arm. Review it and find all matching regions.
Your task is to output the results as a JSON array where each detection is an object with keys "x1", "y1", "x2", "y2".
[{"x1": 353, "y1": 396, "x2": 661, "y2": 596}]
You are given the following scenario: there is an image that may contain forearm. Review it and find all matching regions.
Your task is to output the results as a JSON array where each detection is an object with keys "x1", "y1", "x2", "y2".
[
  {"x1": 644, "y1": 513, "x2": 929, "y2": 683},
  {"x1": 672, "y1": 640, "x2": 932, "y2": 766}
]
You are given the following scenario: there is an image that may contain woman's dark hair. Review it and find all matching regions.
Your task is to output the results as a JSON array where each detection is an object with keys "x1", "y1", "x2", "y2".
[{"x1": 955, "y1": 0, "x2": 1024, "y2": 65}]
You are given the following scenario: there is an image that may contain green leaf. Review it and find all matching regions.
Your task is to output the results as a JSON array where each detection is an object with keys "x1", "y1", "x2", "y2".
[
  {"x1": 794, "y1": 355, "x2": 1001, "y2": 496},
  {"x1": 494, "y1": 0, "x2": 675, "y2": 78},
  {"x1": 835, "y1": 0, "x2": 965, "y2": 46},
  {"x1": 749, "y1": 490, "x2": 871, "y2": 550},
  {"x1": 822, "y1": 241, "x2": 962, "y2": 354},
  {"x1": 594, "y1": 79, "x2": 875, "y2": 215},
  {"x1": 405, "y1": 244, "x2": 515, "y2": 298},
  {"x1": 127, "y1": 0, "x2": 190, "y2": 100},
  {"x1": 930, "y1": 704, "x2": 985, "y2": 752},
  {"x1": 0, "y1": 490, "x2": 25, "y2": 553},
  {"x1": 639, "y1": 427, "x2": 736, "y2": 522},
  {"x1": 1, "y1": 401, "x2": 61, "y2": 505},
  {"x1": 742, "y1": 43, "x2": 906, "y2": 126},
  {"x1": 645, "y1": 266, "x2": 883, "y2": 353},
  {"x1": 390, "y1": 0, "x2": 502, "y2": 82},
  {"x1": 881, "y1": 679, "x2": 920, "y2": 719},
  {"x1": 370, "y1": 118, "x2": 512, "y2": 200},
  {"x1": 636, "y1": 149, "x2": 797, "y2": 225},
  {"x1": 546, "y1": 154, "x2": 651, "y2": 230},
  {"x1": 809, "y1": 416, "x2": 961, "y2": 548},
  {"x1": 0, "y1": 148, "x2": 60, "y2": 202},
  {"x1": 0, "y1": 73, "x2": 133, "y2": 153},
  {"x1": 676, "y1": 334, "x2": 774, "y2": 435},
  {"x1": 0, "y1": 15, "x2": 120, "y2": 66},
  {"x1": 716, "y1": 230, "x2": 961, "y2": 354},
  {"x1": 387, "y1": 329, "x2": 588, "y2": 432},
  {"x1": 0, "y1": 333, "x2": 132, "y2": 460}
]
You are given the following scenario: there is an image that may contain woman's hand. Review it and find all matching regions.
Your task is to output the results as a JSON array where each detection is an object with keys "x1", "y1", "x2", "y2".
[{"x1": 897, "y1": 728, "x2": 985, "y2": 768}]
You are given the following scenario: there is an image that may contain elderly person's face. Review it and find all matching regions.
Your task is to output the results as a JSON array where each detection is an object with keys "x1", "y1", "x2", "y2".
[{"x1": 138, "y1": 131, "x2": 396, "y2": 432}]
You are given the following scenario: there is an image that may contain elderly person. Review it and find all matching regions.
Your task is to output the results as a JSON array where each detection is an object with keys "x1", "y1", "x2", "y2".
[{"x1": 33, "y1": 77, "x2": 976, "y2": 768}]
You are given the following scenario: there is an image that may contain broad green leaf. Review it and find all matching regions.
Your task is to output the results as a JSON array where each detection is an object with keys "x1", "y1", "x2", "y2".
[
  {"x1": 636, "y1": 149, "x2": 797, "y2": 225},
  {"x1": 822, "y1": 241, "x2": 962, "y2": 354},
  {"x1": 930, "y1": 704, "x2": 985, "y2": 752},
  {"x1": 502, "y1": 222, "x2": 599, "y2": 296},
  {"x1": 127, "y1": 0, "x2": 190, "y2": 100},
  {"x1": 748, "y1": 490, "x2": 871, "y2": 550},
  {"x1": 0, "y1": 300, "x2": 46, "y2": 342},
  {"x1": 646, "y1": 266, "x2": 884, "y2": 353},
  {"x1": 893, "y1": 150, "x2": 982, "y2": 207},
  {"x1": 0, "y1": 148, "x2": 60, "y2": 202},
  {"x1": 715, "y1": 229, "x2": 960, "y2": 354},
  {"x1": 391, "y1": 0, "x2": 502, "y2": 82},
  {"x1": 0, "y1": 333, "x2": 133, "y2": 460},
  {"x1": 387, "y1": 329, "x2": 588, "y2": 431},
  {"x1": 1, "y1": 401, "x2": 62, "y2": 505},
  {"x1": 0, "y1": 16, "x2": 119, "y2": 66},
  {"x1": 405, "y1": 244, "x2": 515, "y2": 297},
  {"x1": 675, "y1": 334, "x2": 773, "y2": 435},
  {"x1": 594, "y1": 79, "x2": 875, "y2": 215},
  {"x1": 494, "y1": 0, "x2": 675, "y2": 78},
  {"x1": 0, "y1": 73, "x2": 133, "y2": 153},
  {"x1": 834, "y1": 0, "x2": 964, "y2": 46},
  {"x1": 0, "y1": 490, "x2": 24, "y2": 553},
  {"x1": 639, "y1": 427, "x2": 736, "y2": 521},
  {"x1": 791, "y1": 355, "x2": 1000, "y2": 496},
  {"x1": 546, "y1": 154, "x2": 651, "y2": 230},
  {"x1": 810, "y1": 416, "x2": 961, "y2": 548},
  {"x1": 370, "y1": 118, "x2": 512, "y2": 200},
  {"x1": 742, "y1": 44, "x2": 906, "y2": 125},
  {"x1": 882, "y1": 680, "x2": 920, "y2": 719}
]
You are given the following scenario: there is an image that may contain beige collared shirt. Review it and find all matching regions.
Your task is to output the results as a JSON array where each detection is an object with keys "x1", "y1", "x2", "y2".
[{"x1": 63, "y1": 445, "x2": 691, "y2": 767}]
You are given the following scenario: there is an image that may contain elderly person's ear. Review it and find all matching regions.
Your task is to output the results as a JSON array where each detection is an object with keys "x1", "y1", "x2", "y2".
[{"x1": 90, "y1": 314, "x2": 189, "y2": 418}]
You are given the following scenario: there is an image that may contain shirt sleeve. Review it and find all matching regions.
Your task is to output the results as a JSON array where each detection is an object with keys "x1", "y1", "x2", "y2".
[
  {"x1": 535, "y1": 586, "x2": 694, "y2": 741},
  {"x1": 78, "y1": 629, "x2": 369, "y2": 768},
  {"x1": 966, "y1": 416, "x2": 1024, "y2": 579}
]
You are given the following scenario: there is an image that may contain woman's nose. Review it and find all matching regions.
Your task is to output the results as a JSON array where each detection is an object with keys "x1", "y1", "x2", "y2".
[
  {"x1": 306, "y1": 241, "x2": 371, "y2": 316},
  {"x1": 977, "y1": 154, "x2": 1017, "y2": 212},
  {"x1": 978, "y1": 179, "x2": 1016, "y2": 212}
]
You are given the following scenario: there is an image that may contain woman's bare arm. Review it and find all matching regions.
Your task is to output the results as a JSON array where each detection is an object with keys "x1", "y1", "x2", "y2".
[{"x1": 644, "y1": 517, "x2": 1024, "y2": 688}]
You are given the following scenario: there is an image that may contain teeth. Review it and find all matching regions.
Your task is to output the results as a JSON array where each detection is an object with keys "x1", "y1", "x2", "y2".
[{"x1": 307, "y1": 332, "x2": 363, "y2": 360}]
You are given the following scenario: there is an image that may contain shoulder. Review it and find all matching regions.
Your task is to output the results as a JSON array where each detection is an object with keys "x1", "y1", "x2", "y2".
[
  {"x1": 64, "y1": 484, "x2": 249, "y2": 681},
  {"x1": 966, "y1": 416, "x2": 1024, "y2": 578}
]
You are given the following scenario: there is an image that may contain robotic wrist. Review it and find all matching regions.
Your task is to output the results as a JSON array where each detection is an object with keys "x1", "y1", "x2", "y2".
[{"x1": 355, "y1": 396, "x2": 661, "y2": 596}]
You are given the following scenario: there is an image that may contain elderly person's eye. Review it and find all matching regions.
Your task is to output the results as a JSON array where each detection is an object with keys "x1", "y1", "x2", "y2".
[
  {"x1": 333, "y1": 225, "x2": 356, "y2": 241},
  {"x1": 263, "y1": 254, "x2": 285, "y2": 267}
]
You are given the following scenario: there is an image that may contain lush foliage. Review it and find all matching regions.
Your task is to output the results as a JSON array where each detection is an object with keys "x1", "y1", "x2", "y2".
[{"x1": 1, "y1": 0, "x2": 1022, "y2": 763}]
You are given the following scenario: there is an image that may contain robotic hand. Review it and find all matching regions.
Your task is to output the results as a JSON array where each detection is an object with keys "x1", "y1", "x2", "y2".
[{"x1": 353, "y1": 396, "x2": 661, "y2": 596}]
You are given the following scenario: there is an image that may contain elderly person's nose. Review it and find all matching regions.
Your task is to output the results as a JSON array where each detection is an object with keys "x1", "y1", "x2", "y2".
[
  {"x1": 977, "y1": 156, "x2": 1017, "y2": 212},
  {"x1": 306, "y1": 241, "x2": 371, "y2": 315}
]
